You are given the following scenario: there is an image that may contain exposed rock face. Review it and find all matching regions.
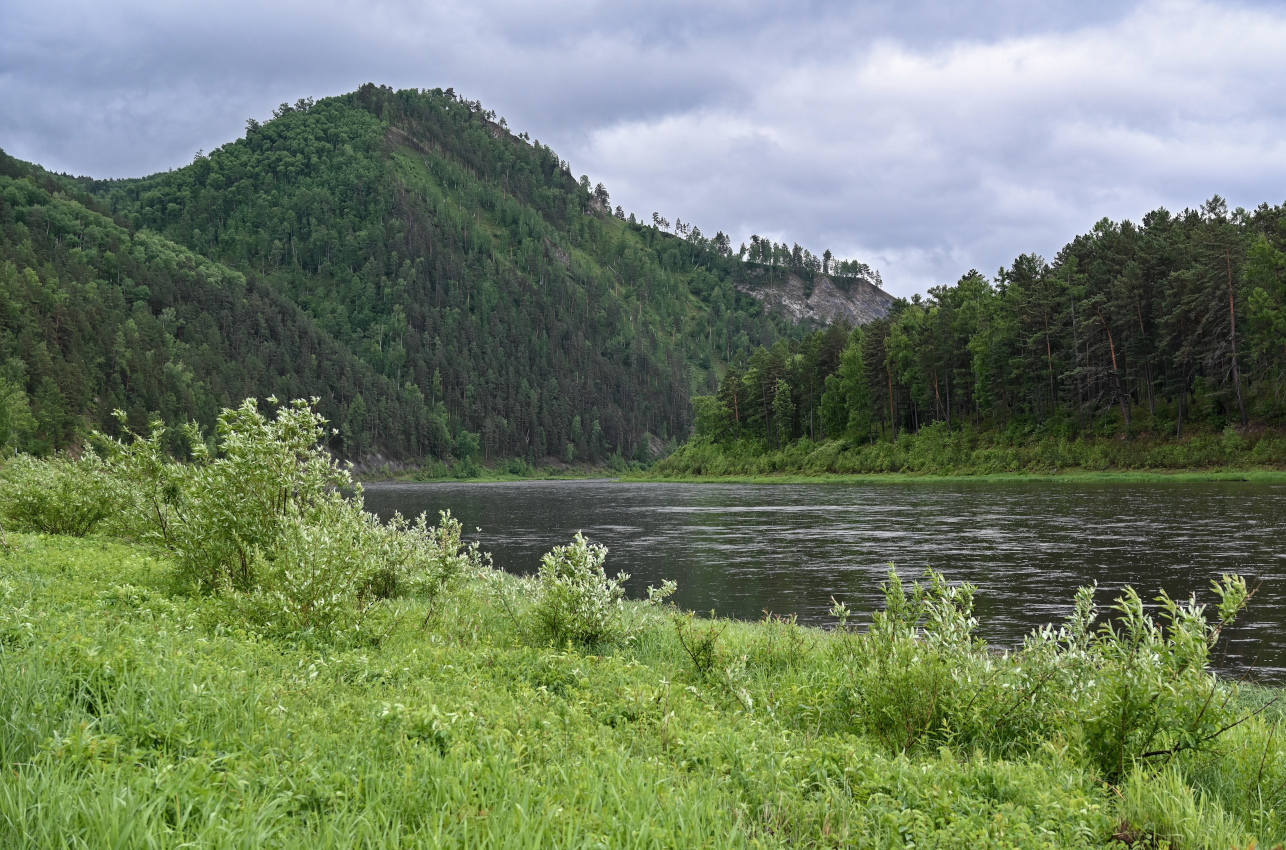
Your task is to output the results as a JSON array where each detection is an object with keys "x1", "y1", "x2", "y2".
[{"x1": 738, "y1": 272, "x2": 895, "y2": 327}]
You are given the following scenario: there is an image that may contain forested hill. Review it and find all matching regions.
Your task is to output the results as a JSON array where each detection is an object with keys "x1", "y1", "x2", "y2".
[
  {"x1": 0, "y1": 84, "x2": 890, "y2": 464},
  {"x1": 76, "y1": 84, "x2": 882, "y2": 463},
  {"x1": 0, "y1": 153, "x2": 441, "y2": 457}
]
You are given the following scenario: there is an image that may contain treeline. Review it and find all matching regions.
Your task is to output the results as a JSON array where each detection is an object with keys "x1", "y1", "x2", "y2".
[
  {"x1": 738, "y1": 233, "x2": 880, "y2": 283},
  {"x1": 665, "y1": 197, "x2": 1286, "y2": 473},
  {"x1": 71, "y1": 85, "x2": 828, "y2": 463}
]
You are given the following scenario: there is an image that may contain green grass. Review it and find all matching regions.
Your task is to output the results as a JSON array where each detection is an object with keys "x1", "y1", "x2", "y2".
[
  {"x1": 2, "y1": 534, "x2": 1282, "y2": 848},
  {"x1": 649, "y1": 426, "x2": 1286, "y2": 483}
]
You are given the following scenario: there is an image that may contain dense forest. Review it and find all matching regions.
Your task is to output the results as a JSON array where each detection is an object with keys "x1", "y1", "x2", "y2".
[
  {"x1": 0, "y1": 84, "x2": 884, "y2": 465},
  {"x1": 0, "y1": 155, "x2": 450, "y2": 458},
  {"x1": 663, "y1": 197, "x2": 1286, "y2": 473}
]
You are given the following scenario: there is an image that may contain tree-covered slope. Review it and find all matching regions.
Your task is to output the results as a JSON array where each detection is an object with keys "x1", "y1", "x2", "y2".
[
  {"x1": 0, "y1": 152, "x2": 447, "y2": 457},
  {"x1": 78, "y1": 84, "x2": 847, "y2": 463},
  {"x1": 660, "y1": 196, "x2": 1286, "y2": 476}
]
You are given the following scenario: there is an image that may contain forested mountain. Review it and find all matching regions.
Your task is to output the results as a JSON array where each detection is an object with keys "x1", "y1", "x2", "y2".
[
  {"x1": 0, "y1": 154, "x2": 443, "y2": 457},
  {"x1": 667, "y1": 196, "x2": 1286, "y2": 472},
  {"x1": 1, "y1": 84, "x2": 888, "y2": 463}
]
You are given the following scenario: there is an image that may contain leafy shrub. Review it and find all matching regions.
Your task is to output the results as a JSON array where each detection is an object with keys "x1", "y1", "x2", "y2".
[
  {"x1": 371, "y1": 509, "x2": 490, "y2": 617},
  {"x1": 674, "y1": 612, "x2": 726, "y2": 678},
  {"x1": 826, "y1": 569, "x2": 1254, "y2": 784},
  {"x1": 240, "y1": 493, "x2": 381, "y2": 635},
  {"x1": 0, "y1": 453, "x2": 122, "y2": 536},
  {"x1": 531, "y1": 532, "x2": 628, "y2": 646},
  {"x1": 1249, "y1": 434, "x2": 1286, "y2": 464},
  {"x1": 1062, "y1": 575, "x2": 1251, "y2": 781},
  {"x1": 92, "y1": 412, "x2": 198, "y2": 545},
  {"x1": 839, "y1": 570, "x2": 994, "y2": 751},
  {"x1": 503, "y1": 457, "x2": 534, "y2": 476},
  {"x1": 90, "y1": 397, "x2": 493, "y2": 639},
  {"x1": 92, "y1": 398, "x2": 376, "y2": 634},
  {"x1": 451, "y1": 457, "x2": 481, "y2": 479},
  {"x1": 237, "y1": 503, "x2": 487, "y2": 639},
  {"x1": 150, "y1": 397, "x2": 351, "y2": 591}
]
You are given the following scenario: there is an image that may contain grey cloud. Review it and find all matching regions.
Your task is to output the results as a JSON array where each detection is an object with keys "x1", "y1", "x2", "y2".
[{"x1": 3, "y1": 0, "x2": 1285, "y2": 298}]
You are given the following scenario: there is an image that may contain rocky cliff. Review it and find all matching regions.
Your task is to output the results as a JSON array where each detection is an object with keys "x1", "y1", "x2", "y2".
[{"x1": 737, "y1": 271, "x2": 895, "y2": 327}]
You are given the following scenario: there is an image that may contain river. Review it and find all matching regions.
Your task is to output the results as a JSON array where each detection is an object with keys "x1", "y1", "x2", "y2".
[{"x1": 362, "y1": 479, "x2": 1286, "y2": 679}]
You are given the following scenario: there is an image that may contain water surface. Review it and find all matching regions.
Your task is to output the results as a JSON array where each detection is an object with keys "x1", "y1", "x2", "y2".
[{"x1": 363, "y1": 479, "x2": 1286, "y2": 679}]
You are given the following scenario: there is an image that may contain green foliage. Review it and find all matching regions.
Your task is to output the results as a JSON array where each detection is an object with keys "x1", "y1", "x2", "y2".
[
  {"x1": 838, "y1": 570, "x2": 1002, "y2": 753},
  {"x1": 4, "y1": 75, "x2": 806, "y2": 465},
  {"x1": 823, "y1": 569, "x2": 1256, "y2": 788},
  {"x1": 82, "y1": 396, "x2": 490, "y2": 638},
  {"x1": 1115, "y1": 765, "x2": 1255, "y2": 849},
  {"x1": 1, "y1": 532, "x2": 1281, "y2": 847},
  {"x1": 530, "y1": 532, "x2": 629, "y2": 646},
  {"x1": 657, "y1": 425, "x2": 1286, "y2": 477},
  {"x1": 0, "y1": 453, "x2": 121, "y2": 536},
  {"x1": 374, "y1": 509, "x2": 490, "y2": 616},
  {"x1": 160, "y1": 397, "x2": 351, "y2": 591},
  {"x1": 92, "y1": 411, "x2": 197, "y2": 545},
  {"x1": 0, "y1": 373, "x2": 34, "y2": 452},
  {"x1": 0, "y1": 158, "x2": 436, "y2": 461},
  {"x1": 671, "y1": 199, "x2": 1286, "y2": 475},
  {"x1": 1064, "y1": 575, "x2": 1251, "y2": 781},
  {"x1": 239, "y1": 493, "x2": 385, "y2": 636},
  {"x1": 21, "y1": 84, "x2": 800, "y2": 464},
  {"x1": 674, "y1": 612, "x2": 727, "y2": 678}
]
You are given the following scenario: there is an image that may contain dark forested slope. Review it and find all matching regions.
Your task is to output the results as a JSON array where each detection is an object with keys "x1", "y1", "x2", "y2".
[
  {"x1": 3, "y1": 84, "x2": 888, "y2": 462},
  {"x1": 0, "y1": 153, "x2": 449, "y2": 457},
  {"x1": 75, "y1": 85, "x2": 844, "y2": 462}
]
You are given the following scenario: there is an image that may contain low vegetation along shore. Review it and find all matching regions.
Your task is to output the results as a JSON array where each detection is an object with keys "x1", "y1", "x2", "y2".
[
  {"x1": 653, "y1": 420, "x2": 1286, "y2": 480},
  {"x1": 3, "y1": 398, "x2": 1284, "y2": 848}
]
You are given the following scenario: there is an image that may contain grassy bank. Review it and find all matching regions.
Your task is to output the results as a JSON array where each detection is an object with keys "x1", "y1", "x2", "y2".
[
  {"x1": 651, "y1": 425, "x2": 1286, "y2": 481},
  {"x1": 3, "y1": 533, "x2": 1285, "y2": 848},
  {"x1": 360, "y1": 459, "x2": 643, "y2": 485},
  {"x1": 4, "y1": 399, "x2": 1284, "y2": 847}
]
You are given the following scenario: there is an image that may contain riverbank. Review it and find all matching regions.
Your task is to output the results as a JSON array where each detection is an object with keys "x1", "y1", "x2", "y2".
[
  {"x1": 630, "y1": 467, "x2": 1286, "y2": 485},
  {"x1": 359, "y1": 459, "x2": 642, "y2": 484},
  {"x1": 651, "y1": 426, "x2": 1286, "y2": 481},
  {"x1": 373, "y1": 427, "x2": 1286, "y2": 485},
  {"x1": 4, "y1": 531, "x2": 1284, "y2": 848}
]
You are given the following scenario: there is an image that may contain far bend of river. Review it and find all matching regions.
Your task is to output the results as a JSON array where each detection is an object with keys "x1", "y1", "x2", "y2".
[{"x1": 362, "y1": 479, "x2": 1286, "y2": 680}]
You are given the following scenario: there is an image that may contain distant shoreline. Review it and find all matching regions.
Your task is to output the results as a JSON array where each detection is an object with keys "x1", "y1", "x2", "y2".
[
  {"x1": 626, "y1": 468, "x2": 1286, "y2": 485},
  {"x1": 360, "y1": 467, "x2": 1286, "y2": 486}
]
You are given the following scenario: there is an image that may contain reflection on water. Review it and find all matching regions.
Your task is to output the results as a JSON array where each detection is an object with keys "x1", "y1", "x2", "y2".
[{"x1": 362, "y1": 479, "x2": 1286, "y2": 680}]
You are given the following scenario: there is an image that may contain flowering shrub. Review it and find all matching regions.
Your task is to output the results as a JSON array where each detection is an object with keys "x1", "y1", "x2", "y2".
[
  {"x1": 531, "y1": 532, "x2": 629, "y2": 646},
  {"x1": 0, "y1": 453, "x2": 122, "y2": 537}
]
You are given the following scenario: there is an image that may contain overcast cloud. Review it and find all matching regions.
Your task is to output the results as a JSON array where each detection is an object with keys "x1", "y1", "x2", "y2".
[{"x1": 3, "y1": 0, "x2": 1284, "y2": 297}]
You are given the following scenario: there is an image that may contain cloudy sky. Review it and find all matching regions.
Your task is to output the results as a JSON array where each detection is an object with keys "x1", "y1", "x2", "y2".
[{"x1": 4, "y1": 0, "x2": 1285, "y2": 298}]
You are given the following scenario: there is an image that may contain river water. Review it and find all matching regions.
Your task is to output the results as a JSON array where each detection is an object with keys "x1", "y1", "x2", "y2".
[{"x1": 362, "y1": 479, "x2": 1286, "y2": 680}]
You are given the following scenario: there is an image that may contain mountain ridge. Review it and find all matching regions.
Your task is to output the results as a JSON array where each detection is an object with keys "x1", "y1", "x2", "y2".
[{"x1": 1, "y1": 84, "x2": 892, "y2": 463}]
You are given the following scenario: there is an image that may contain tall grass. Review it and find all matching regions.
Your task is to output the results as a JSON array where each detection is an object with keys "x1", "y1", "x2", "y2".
[
  {"x1": 2, "y1": 533, "x2": 1282, "y2": 847},
  {"x1": 1, "y1": 397, "x2": 1282, "y2": 847}
]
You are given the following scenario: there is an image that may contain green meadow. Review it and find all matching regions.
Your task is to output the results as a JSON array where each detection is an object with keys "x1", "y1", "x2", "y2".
[{"x1": 2, "y1": 400, "x2": 1283, "y2": 848}]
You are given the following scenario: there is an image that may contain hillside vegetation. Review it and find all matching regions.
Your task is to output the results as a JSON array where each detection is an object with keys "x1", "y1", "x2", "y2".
[
  {"x1": 660, "y1": 197, "x2": 1286, "y2": 476},
  {"x1": 0, "y1": 155, "x2": 439, "y2": 458},
  {"x1": 1, "y1": 84, "x2": 887, "y2": 465}
]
